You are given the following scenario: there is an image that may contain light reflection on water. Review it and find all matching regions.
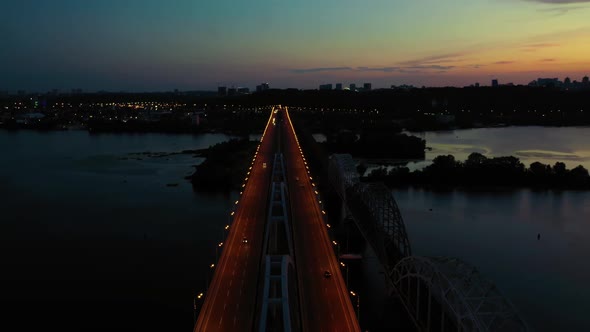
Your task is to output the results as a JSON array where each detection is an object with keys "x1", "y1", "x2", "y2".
[{"x1": 411, "y1": 126, "x2": 590, "y2": 170}]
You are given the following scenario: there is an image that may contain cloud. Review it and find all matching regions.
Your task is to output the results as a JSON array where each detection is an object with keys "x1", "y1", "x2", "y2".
[
  {"x1": 524, "y1": 0, "x2": 590, "y2": 3},
  {"x1": 357, "y1": 66, "x2": 401, "y2": 72},
  {"x1": 540, "y1": 58, "x2": 556, "y2": 62},
  {"x1": 407, "y1": 65, "x2": 456, "y2": 70},
  {"x1": 521, "y1": 42, "x2": 560, "y2": 52},
  {"x1": 290, "y1": 67, "x2": 352, "y2": 74},
  {"x1": 493, "y1": 61, "x2": 515, "y2": 65},
  {"x1": 398, "y1": 52, "x2": 465, "y2": 66},
  {"x1": 538, "y1": 5, "x2": 587, "y2": 15},
  {"x1": 524, "y1": 43, "x2": 560, "y2": 48}
]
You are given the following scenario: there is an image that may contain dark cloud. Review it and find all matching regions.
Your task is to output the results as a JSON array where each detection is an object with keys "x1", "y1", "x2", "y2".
[
  {"x1": 357, "y1": 66, "x2": 401, "y2": 72},
  {"x1": 494, "y1": 61, "x2": 515, "y2": 65},
  {"x1": 407, "y1": 65, "x2": 455, "y2": 70},
  {"x1": 524, "y1": 0, "x2": 590, "y2": 3},
  {"x1": 290, "y1": 67, "x2": 352, "y2": 74},
  {"x1": 291, "y1": 63, "x2": 457, "y2": 75},
  {"x1": 540, "y1": 58, "x2": 557, "y2": 62}
]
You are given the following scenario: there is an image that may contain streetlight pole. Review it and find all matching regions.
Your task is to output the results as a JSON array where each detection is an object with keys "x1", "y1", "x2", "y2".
[
  {"x1": 350, "y1": 291, "x2": 360, "y2": 324},
  {"x1": 340, "y1": 262, "x2": 349, "y2": 289}
]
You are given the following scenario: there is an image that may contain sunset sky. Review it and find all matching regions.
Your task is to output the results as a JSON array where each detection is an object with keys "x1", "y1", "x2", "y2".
[{"x1": 3, "y1": 0, "x2": 590, "y2": 91}]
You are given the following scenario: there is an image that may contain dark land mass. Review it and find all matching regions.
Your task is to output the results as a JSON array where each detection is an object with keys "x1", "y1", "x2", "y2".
[
  {"x1": 2, "y1": 86, "x2": 590, "y2": 133},
  {"x1": 188, "y1": 138, "x2": 258, "y2": 191},
  {"x1": 364, "y1": 153, "x2": 590, "y2": 190}
]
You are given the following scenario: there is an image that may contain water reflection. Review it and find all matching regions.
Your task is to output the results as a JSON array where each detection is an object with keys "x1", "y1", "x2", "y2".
[{"x1": 393, "y1": 188, "x2": 590, "y2": 331}]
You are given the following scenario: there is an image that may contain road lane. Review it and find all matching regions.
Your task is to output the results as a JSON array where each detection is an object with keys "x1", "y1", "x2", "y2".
[
  {"x1": 281, "y1": 107, "x2": 360, "y2": 332},
  {"x1": 195, "y1": 108, "x2": 278, "y2": 332}
]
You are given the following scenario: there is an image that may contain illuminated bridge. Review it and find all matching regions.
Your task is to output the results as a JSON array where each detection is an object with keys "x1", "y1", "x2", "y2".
[
  {"x1": 328, "y1": 153, "x2": 530, "y2": 332},
  {"x1": 195, "y1": 107, "x2": 360, "y2": 332}
]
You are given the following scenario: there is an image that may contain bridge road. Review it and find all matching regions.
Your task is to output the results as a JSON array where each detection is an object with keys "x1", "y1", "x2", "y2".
[
  {"x1": 281, "y1": 107, "x2": 360, "y2": 332},
  {"x1": 195, "y1": 108, "x2": 278, "y2": 332}
]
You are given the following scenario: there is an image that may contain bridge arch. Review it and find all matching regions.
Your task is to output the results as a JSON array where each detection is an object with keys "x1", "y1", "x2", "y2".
[{"x1": 392, "y1": 256, "x2": 529, "y2": 332}]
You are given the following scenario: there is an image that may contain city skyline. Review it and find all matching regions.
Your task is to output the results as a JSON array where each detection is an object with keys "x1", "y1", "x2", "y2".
[{"x1": 3, "y1": 0, "x2": 590, "y2": 92}]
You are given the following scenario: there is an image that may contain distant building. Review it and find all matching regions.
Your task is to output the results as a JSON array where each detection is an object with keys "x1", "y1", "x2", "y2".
[
  {"x1": 71, "y1": 88, "x2": 83, "y2": 95},
  {"x1": 335, "y1": 83, "x2": 343, "y2": 90},
  {"x1": 228, "y1": 87, "x2": 237, "y2": 96},
  {"x1": 349, "y1": 84, "x2": 356, "y2": 92},
  {"x1": 218, "y1": 86, "x2": 227, "y2": 96},
  {"x1": 475, "y1": 83, "x2": 480, "y2": 88},
  {"x1": 363, "y1": 83, "x2": 372, "y2": 91},
  {"x1": 536, "y1": 78, "x2": 560, "y2": 88},
  {"x1": 564, "y1": 77, "x2": 571, "y2": 86},
  {"x1": 583, "y1": 76, "x2": 589, "y2": 84},
  {"x1": 319, "y1": 84, "x2": 333, "y2": 91},
  {"x1": 492, "y1": 79, "x2": 499, "y2": 87},
  {"x1": 237, "y1": 87, "x2": 250, "y2": 94},
  {"x1": 256, "y1": 83, "x2": 270, "y2": 93}
]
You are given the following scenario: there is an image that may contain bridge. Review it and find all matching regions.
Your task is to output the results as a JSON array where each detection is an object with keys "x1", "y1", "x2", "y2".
[
  {"x1": 195, "y1": 107, "x2": 360, "y2": 331},
  {"x1": 328, "y1": 153, "x2": 530, "y2": 332},
  {"x1": 195, "y1": 106, "x2": 528, "y2": 332}
]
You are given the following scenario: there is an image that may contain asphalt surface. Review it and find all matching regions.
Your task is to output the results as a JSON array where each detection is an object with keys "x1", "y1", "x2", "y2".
[
  {"x1": 281, "y1": 107, "x2": 360, "y2": 332},
  {"x1": 194, "y1": 109, "x2": 277, "y2": 332}
]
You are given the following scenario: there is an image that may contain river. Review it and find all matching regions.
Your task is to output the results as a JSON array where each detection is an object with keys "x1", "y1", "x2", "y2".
[
  {"x1": 1, "y1": 128, "x2": 589, "y2": 331},
  {"x1": 0, "y1": 130, "x2": 238, "y2": 331}
]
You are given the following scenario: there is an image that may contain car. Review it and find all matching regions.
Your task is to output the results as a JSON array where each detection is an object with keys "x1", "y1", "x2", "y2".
[
  {"x1": 242, "y1": 237, "x2": 248, "y2": 244},
  {"x1": 295, "y1": 176, "x2": 299, "y2": 181},
  {"x1": 263, "y1": 162, "x2": 267, "y2": 169},
  {"x1": 324, "y1": 271, "x2": 332, "y2": 278}
]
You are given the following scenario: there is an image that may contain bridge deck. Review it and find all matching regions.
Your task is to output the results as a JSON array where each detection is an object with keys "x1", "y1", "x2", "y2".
[
  {"x1": 194, "y1": 109, "x2": 277, "y2": 332},
  {"x1": 282, "y1": 108, "x2": 360, "y2": 332}
]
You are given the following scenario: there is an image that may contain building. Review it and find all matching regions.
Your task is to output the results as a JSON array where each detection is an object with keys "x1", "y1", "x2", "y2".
[
  {"x1": 492, "y1": 79, "x2": 499, "y2": 87},
  {"x1": 335, "y1": 83, "x2": 343, "y2": 90},
  {"x1": 363, "y1": 83, "x2": 372, "y2": 91},
  {"x1": 536, "y1": 78, "x2": 560, "y2": 87},
  {"x1": 583, "y1": 76, "x2": 589, "y2": 84},
  {"x1": 349, "y1": 83, "x2": 356, "y2": 92},
  {"x1": 228, "y1": 87, "x2": 237, "y2": 96},
  {"x1": 319, "y1": 84, "x2": 333, "y2": 91},
  {"x1": 218, "y1": 86, "x2": 227, "y2": 96},
  {"x1": 256, "y1": 83, "x2": 270, "y2": 92},
  {"x1": 237, "y1": 87, "x2": 250, "y2": 94}
]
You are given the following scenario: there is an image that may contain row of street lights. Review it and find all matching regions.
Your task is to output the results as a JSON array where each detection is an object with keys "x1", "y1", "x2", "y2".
[
  {"x1": 193, "y1": 109, "x2": 276, "y2": 326},
  {"x1": 286, "y1": 107, "x2": 361, "y2": 324}
]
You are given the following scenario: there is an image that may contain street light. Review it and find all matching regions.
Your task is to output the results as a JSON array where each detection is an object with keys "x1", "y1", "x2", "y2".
[
  {"x1": 341, "y1": 262, "x2": 349, "y2": 288},
  {"x1": 194, "y1": 292, "x2": 205, "y2": 325},
  {"x1": 350, "y1": 291, "x2": 360, "y2": 322}
]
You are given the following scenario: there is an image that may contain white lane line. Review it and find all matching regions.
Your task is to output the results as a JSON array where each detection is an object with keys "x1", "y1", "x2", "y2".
[
  {"x1": 229, "y1": 279, "x2": 233, "y2": 287},
  {"x1": 219, "y1": 316, "x2": 223, "y2": 326}
]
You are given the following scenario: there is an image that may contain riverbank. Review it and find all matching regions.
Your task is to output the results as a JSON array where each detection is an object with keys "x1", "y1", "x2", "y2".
[
  {"x1": 188, "y1": 138, "x2": 258, "y2": 191},
  {"x1": 365, "y1": 152, "x2": 590, "y2": 190}
]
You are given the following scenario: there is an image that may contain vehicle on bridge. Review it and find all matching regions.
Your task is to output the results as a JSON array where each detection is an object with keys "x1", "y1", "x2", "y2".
[{"x1": 324, "y1": 271, "x2": 332, "y2": 278}]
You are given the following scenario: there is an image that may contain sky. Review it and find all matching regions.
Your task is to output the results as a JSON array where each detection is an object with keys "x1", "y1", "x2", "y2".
[{"x1": 2, "y1": 0, "x2": 590, "y2": 92}]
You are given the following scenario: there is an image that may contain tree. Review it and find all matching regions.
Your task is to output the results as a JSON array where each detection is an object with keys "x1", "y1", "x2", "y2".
[
  {"x1": 553, "y1": 162, "x2": 567, "y2": 176},
  {"x1": 465, "y1": 152, "x2": 487, "y2": 167},
  {"x1": 571, "y1": 165, "x2": 589, "y2": 178}
]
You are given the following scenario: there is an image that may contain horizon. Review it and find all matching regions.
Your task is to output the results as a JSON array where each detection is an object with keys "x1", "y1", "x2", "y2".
[{"x1": 3, "y1": 0, "x2": 590, "y2": 92}]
